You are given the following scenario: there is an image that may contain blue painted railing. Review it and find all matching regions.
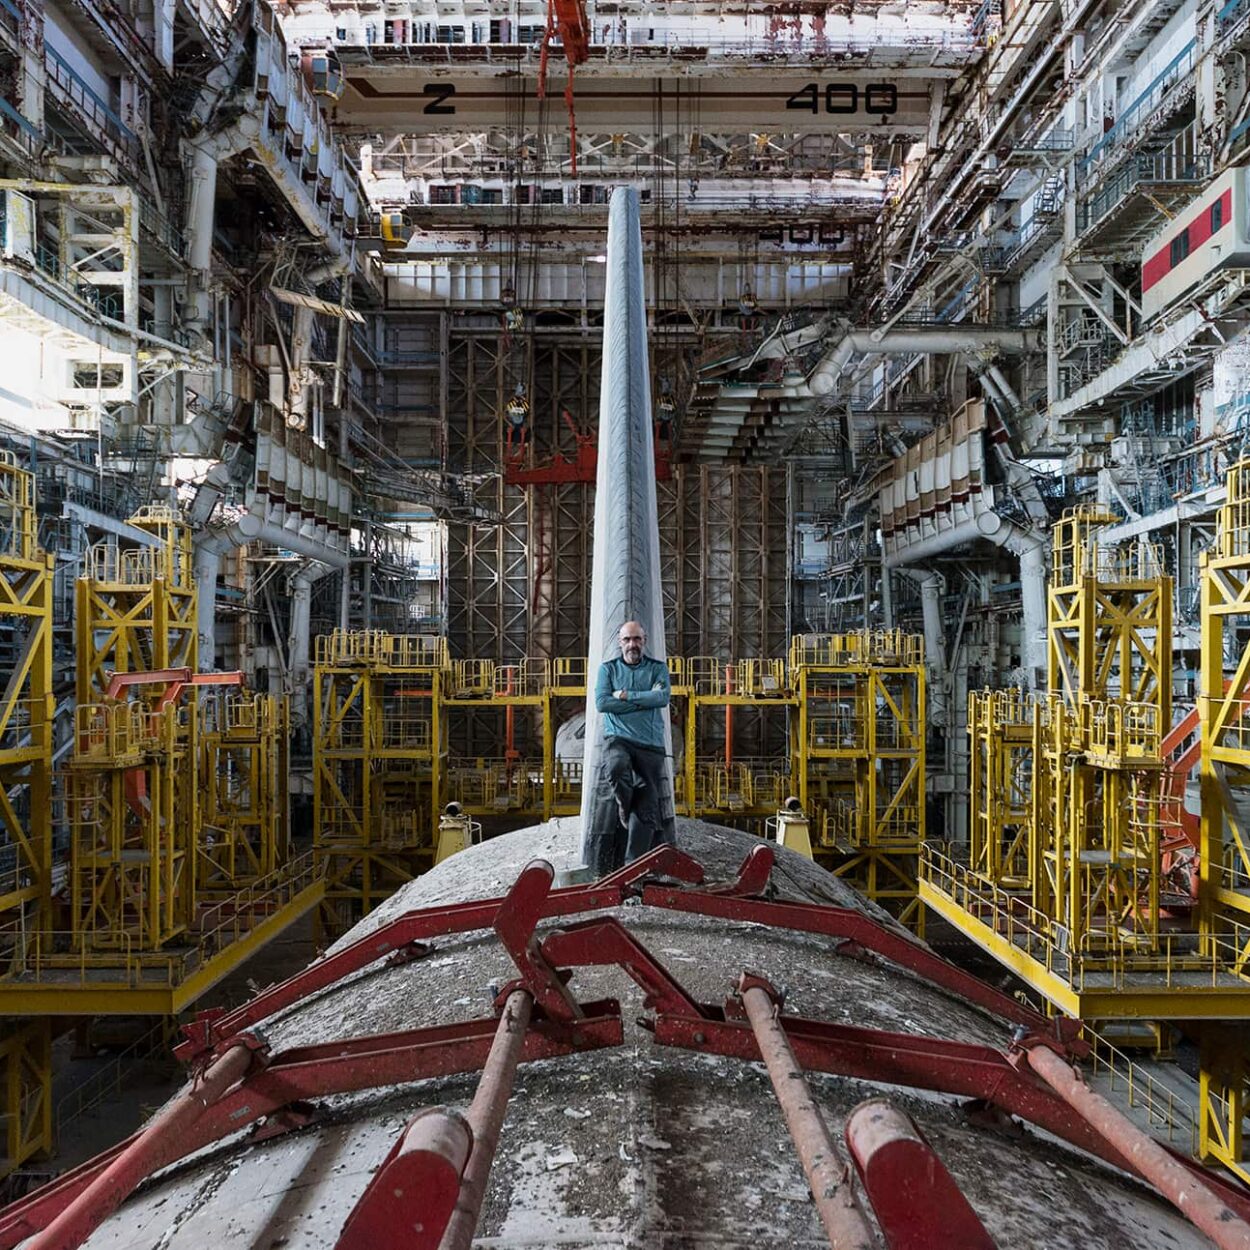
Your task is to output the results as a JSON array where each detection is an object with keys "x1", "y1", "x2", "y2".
[
  {"x1": 1079, "y1": 39, "x2": 1197, "y2": 173},
  {"x1": 45, "y1": 45, "x2": 137, "y2": 149}
]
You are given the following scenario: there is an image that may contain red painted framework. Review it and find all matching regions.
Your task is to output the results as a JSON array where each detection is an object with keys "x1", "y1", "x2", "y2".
[{"x1": 5, "y1": 843, "x2": 1248, "y2": 1250}]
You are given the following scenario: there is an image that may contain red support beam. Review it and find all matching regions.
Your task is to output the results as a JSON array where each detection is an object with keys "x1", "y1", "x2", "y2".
[
  {"x1": 845, "y1": 1099, "x2": 996, "y2": 1250},
  {"x1": 23, "y1": 1043, "x2": 257, "y2": 1250},
  {"x1": 653, "y1": 1007, "x2": 1250, "y2": 1227},
  {"x1": 640, "y1": 883, "x2": 1062, "y2": 1039},
  {"x1": 334, "y1": 1109, "x2": 472, "y2": 1250},
  {"x1": 178, "y1": 844, "x2": 701, "y2": 1062},
  {"x1": 0, "y1": 1006, "x2": 623, "y2": 1250},
  {"x1": 739, "y1": 976, "x2": 875, "y2": 1250},
  {"x1": 1022, "y1": 1043, "x2": 1250, "y2": 1250},
  {"x1": 439, "y1": 991, "x2": 534, "y2": 1250}
]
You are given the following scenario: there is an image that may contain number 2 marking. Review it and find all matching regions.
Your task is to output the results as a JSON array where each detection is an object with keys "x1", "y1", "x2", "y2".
[{"x1": 423, "y1": 83, "x2": 456, "y2": 114}]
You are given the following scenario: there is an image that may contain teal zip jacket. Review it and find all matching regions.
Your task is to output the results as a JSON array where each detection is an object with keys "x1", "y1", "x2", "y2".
[{"x1": 594, "y1": 655, "x2": 671, "y2": 751}]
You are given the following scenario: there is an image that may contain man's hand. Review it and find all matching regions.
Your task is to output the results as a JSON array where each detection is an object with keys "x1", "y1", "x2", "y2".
[{"x1": 614, "y1": 689, "x2": 629, "y2": 701}]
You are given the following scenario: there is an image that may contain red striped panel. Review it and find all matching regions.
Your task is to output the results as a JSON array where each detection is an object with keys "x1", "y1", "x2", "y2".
[{"x1": 1142, "y1": 187, "x2": 1233, "y2": 294}]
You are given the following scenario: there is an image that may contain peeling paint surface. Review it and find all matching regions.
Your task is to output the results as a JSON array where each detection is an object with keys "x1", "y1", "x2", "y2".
[{"x1": 68, "y1": 821, "x2": 1214, "y2": 1250}]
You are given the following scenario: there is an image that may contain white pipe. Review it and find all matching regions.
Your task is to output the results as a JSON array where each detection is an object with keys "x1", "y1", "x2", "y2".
[
  {"x1": 224, "y1": 512, "x2": 349, "y2": 567},
  {"x1": 986, "y1": 362, "x2": 1022, "y2": 411},
  {"x1": 193, "y1": 545, "x2": 222, "y2": 669},
  {"x1": 288, "y1": 562, "x2": 336, "y2": 729},
  {"x1": 884, "y1": 510, "x2": 1047, "y2": 685},
  {"x1": 804, "y1": 327, "x2": 1038, "y2": 397},
  {"x1": 902, "y1": 570, "x2": 948, "y2": 728}
]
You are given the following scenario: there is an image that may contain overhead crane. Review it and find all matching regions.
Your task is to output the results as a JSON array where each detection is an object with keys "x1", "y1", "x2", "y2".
[{"x1": 312, "y1": 625, "x2": 926, "y2": 937}]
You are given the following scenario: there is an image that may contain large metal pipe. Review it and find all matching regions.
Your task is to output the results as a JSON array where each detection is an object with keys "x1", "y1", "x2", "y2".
[
  {"x1": 289, "y1": 562, "x2": 337, "y2": 730},
  {"x1": 25, "y1": 1043, "x2": 253, "y2": 1250},
  {"x1": 579, "y1": 187, "x2": 676, "y2": 872},
  {"x1": 193, "y1": 544, "x2": 222, "y2": 670},
  {"x1": 438, "y1": 990, "x2": 533, "y2": 1250},
  {"x1": 740, "y1": 980, "x2": 876, "y2": 1250},
  {"x1": 1024, "y1": 1045, "x2": 1250, "y2": 1250},
  {"x1": 884, "y1": 510, "x2": 1047, "y2": 682},
  {"x1": 803, "y1": 327, "x2": 1037, "y2": 398},
  {"x1": 223, "y1": 512, "x2": 349, "y2": 568},
  {"x1": 901, "y1": 570, "x2": 947, "y2": 728}
]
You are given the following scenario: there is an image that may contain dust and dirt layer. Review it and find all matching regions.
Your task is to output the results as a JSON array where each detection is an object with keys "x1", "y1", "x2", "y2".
[{"x1": 70, "y1": 819, "x2": 1213, "y2": 1249}]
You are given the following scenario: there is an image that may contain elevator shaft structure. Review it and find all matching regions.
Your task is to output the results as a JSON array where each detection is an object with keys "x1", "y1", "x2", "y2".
[{"x1": 579, "y1": 187, "x2": 676, "y2": 873}]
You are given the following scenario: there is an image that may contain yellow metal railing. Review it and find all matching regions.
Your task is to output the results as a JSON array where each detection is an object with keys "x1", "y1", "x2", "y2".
[
  {"x1": 316, "y1": 629, "x2": 449, "y2": 669},
  {"x1": 449, "y1": 659, "x2": 493, "y2": 697},
  {"x1": 1080, "y1": 696, "x2": 1162, "y2": 762},
  {"x1": 446, "y1": 759, "x2": 541, "y2": 811},
  {"x1": 1085, "y1": 1026, "x2": 1199, "y2": 1153},
  {"x1": 1204, "y1": 695, "x2": 1250, "y2": 757},
  {"x1": 0, "y1": 453, "x2": 36, "y2": 564},
  {"x1": 492, "y1": 661, "x2": 549, "y2": 698},
  {"x1": 73, "y1": 702, "x2": 156, "y2": 762},
  {"x1": 1218, "y1": 459, "x2": 1250, "y2": 559},
  {"x1": 923, "y1": 844, "x2": 1250, "y2": 991},
  {"x1": 969, "y1": 687, "x2": 1034, "y2": 731},
  {"x1": 790, "y1": 629, "x2": 924, "y2": 672},
  {"x1": 552, "y1": 657, "x2": 587, "y2": 690},
  {"x1": 807, "y1": 712, "x2": 866, "y2": 753},
  {"x1": 2, "y1": 850, "x2": 321, "y2": 985}
]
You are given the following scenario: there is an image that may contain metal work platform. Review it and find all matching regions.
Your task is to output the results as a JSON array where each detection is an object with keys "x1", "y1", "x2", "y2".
[
  {"x1": 313, "y1": 627, "x2": 926, "y2": 935},
  {"x1": 928, "y1": 480, "x2": 1250, "y2": 1182}
]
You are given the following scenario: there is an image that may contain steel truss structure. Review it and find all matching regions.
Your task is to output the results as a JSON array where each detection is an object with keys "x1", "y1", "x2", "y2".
[
  {"x1": 75, "y1": 507, "x2": 198, "y2": 700},
  {"x1": 197, "y1": 694, "x2": 291, "y2": 891},
  {"x1": 443, "y1": 328, "x2": 788, "y2": 697},
  {"x1": 313, "y1": 630, "x2": 447, "y2": 935},
  {"x1": 967, "y1": 688, "x2": 1032, "y2": 889},
  {"x1": 7, "y1": 843, "x2": 1250, "y2": 1250},
  {"x1": 0, "y1": 492, "x2": 319, "y2": 1022},
  {"x1": 0, "y1": 455, "x2": 53, "y2": 1175},
  {"x1": 793, "y1": 631, "x2": 926, "y2": 932},
  {"x1": 1198, "y1": 458, "x2": 1250, "y2": 1182}
]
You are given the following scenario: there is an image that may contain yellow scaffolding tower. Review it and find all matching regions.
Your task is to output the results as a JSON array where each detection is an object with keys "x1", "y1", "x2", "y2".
[
  {"x1": 75, "y1": 506, "x2": 197, "y2": 699},
  {"x1": 682, "y1": 656, "x2": 794, "y2": 823},
  {"x1": 198, "y1": 693, "x2": 290, "y2": 890},
  {"x1": 1048, "y1": 505, "x2": 1171, "y2": 719},
  {"x1": 967, "y1": 688, "x2": 1032, "y2": 889},
  {"x1": 1031, "y1": 693, "x2": 1164, "y2": 955},
  {"x1": 71, "y1": 514, "x2": 202, "y2": 954},
  {"x1": 313, "y1": 630, "x2": 924, "y2": 934},
  {"x1": 1198, "y1": 458, "x2": 1250, "y2": 1180},
  {"x1": 0, "y1": 499, "x2": 319, "y2": 1016},
  {"x1": 67, "y1": 699, "x2": 197, "y2": 950},
  {"x1": 0, "y1": 454, "x2": 53, "y2": 1174},
  {"x1": 791, "y1": 631, "x2": 926, "y2": 931},
  {"x1": 923, "y1": 501, "x2": 1250, "y2": 1028},
  {"x1": 313, "y1": 629, "x2": 446, "y2": 935}
]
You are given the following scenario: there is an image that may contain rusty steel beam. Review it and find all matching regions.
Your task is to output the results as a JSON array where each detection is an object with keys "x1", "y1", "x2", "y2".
[
  {"x1": 23, "y1": 1042, "x2": 255, "y2": 1250},
  {"x1": 334, "y1": 1110, "x2": 472, "y2": 1250},
  {"x1": 438, "y1": 991, "x2": 534, "y2": 1250},
  {"x1": 1022, "y1": 1043, "x2": 1250, "y2": 1250},
  {"x1": 739, "y1": 976, "x2": 876, "y2": 1250}
]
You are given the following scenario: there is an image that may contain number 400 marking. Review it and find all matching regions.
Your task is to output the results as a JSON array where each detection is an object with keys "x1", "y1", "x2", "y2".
[{"x1": 786, "y1": 82, "x2": 898, "y2": 116}]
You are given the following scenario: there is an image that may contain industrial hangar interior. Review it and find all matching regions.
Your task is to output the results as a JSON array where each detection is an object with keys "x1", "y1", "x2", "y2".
[{"x1": 5, "y1": 0, "x2": 1250, "y2": 1245}]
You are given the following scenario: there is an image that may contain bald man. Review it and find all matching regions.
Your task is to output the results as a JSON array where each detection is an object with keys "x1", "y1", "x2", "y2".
[{"x1": 594, "y1": 620, "x2": 672, "y2": 862}]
